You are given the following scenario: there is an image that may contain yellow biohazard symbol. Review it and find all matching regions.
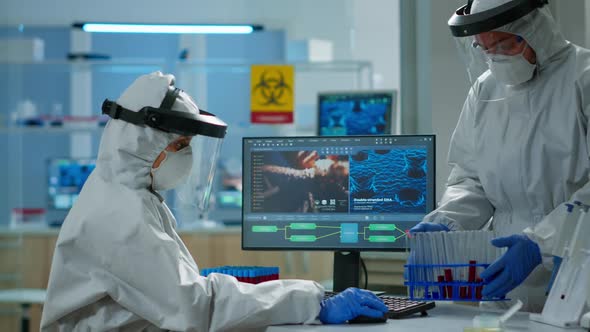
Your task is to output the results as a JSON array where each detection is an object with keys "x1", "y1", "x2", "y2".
[{"x1": 252, "y1": 70, "x2": 292, "y2": 106}]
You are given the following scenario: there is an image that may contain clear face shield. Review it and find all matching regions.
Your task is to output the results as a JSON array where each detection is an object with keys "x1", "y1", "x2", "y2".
[
  {"x1": 175, "y1": 127, "x2": 224, "y2": 214},
  {"x1": 101, "y1": 86, "x2": 228, "y2": 219},
  {"x1": 448, "y1": 0, "x2": 548, "y2": 101}
]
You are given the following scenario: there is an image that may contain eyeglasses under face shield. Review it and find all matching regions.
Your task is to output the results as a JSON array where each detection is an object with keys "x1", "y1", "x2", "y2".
[{"x1": 448, "y1": 0, "x2": 547, "y2": 94}]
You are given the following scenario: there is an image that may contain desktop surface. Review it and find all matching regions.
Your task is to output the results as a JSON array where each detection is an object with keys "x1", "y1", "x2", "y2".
[
  {"x1": 265, "y1": 302, "x2": 583, "y2": 332},
  {"x1": 242, "y1": 135, "x2": 435, "y2": 251}
]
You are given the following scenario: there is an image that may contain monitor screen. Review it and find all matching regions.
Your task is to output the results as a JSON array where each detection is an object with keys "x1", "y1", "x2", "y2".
[
  {"x1": 48, "y1": 158, "x2": 96, "y2": 210},
  {"x1": 318, "y1": 91, "x2": 396, "y2": 136},
  {"x1": 242, "y1": 135, "x2": 435, "y2": 251}
]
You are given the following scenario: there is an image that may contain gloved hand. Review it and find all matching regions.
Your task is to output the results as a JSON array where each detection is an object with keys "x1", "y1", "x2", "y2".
[
  {"x1": 319, "y1": 288, "x2": 388, "y2": 324},
  {"x1": 480, "y1": 234, "x2": 542, "y2": 298},
  {"x1": 409, "y1": 222, "x2": 450, "y2": 234}
]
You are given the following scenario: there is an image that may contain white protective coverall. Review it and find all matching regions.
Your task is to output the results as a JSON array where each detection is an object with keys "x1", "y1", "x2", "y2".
[
  {"x1": 40, "y1": 72, "x2": 323, "y2": 332},
  {"x1": 423, "y1": 5, "x2": 590, "y2": 312}
]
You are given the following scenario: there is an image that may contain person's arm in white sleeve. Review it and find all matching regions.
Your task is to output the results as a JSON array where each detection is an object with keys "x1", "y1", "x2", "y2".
[
  {"x1": 422, "y1": 90, "x2": 495, "y2": 231},
  {"x1": 102, "y1": 209, "x2": 323, "y2": 332},
  {"x1": 524, "y1": 69, "x2": 590, "y2": 262}
]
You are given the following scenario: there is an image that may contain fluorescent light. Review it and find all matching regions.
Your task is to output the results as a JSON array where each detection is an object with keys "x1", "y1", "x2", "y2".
[{"x1": 74, "y1": 23, "x2": 262, "y2": 34}]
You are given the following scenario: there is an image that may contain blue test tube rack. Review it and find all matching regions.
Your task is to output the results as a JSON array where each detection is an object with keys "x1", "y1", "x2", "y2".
[
  {"x1": 404, "y1": 263, "x2": 508, "y2": 302},
  {"x1": 200, "y1": 266, "x2": 280, "y2": 284}
]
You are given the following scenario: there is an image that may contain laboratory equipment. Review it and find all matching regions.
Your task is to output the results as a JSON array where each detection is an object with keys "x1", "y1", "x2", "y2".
[
  {"x1": 47, "y1": 158, "x2": 96, "y2": 210},
  {"x1": 529, "y1": 205, "x2": 590, "y2": 328},
  {"x1": 200, "y1": 266, "x2": 279, "y2": 284},
  {"x1": 404, "y1": 230, "x2": 505, "y2": 301},
  {"x1": 10, "y1": 208, "x2": 46, "y2": 228},
  {"x1": 469, "y1": 300, "x2": 523, "y2": 332},
  {"x1": 242, "y1": 135, "x2": 436, "y2": 291},
  {"x1": 12, "y1": 100, "x2": 42, "y2": 126},
  {"x1": 317, "y1": 91, "x2": 396, "y2": 136}
]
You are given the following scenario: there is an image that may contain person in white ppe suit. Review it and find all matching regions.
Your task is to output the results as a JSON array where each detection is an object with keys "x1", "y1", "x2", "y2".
[
  {"x1": 40, "y1": 72, "x2": 387, "y2": 331},
  {"x1": 410, "y1": 0, "x2": 590, "y2": 313}
]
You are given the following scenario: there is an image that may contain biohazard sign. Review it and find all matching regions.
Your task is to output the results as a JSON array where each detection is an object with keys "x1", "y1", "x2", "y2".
[{"x1": 250, "y1": 65, "x2": 294, "y2": 124}]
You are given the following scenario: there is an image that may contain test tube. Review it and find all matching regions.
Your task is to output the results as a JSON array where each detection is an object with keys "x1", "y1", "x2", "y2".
[
  {"x1": 444, "y1": 269, "x2": 454, "y2": 298},
  {"x1": 468, "y1": 260, "x2": 477, "y2": 299},
  {"x1": 476, "y1": 277, "x2": 483, "y2": 300},
  {"x1": 437, "y1": 275, "x2": 446, "y2": 299}
]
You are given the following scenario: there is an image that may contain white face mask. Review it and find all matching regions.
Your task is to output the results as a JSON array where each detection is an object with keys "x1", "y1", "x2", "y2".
[
  {"x1": 151, "y1": 146, "x2": 194, "y2": 191},
  {"x1": 487, "y1": 48, "x2": 536, "y2": 86}
]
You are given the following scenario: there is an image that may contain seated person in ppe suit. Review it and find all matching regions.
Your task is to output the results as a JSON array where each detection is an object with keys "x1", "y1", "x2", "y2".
[
  {"x1": 410, "y1": 0, "x2": 590, "y2": 312},
  {"x1": 40, "y1": 72, "x2": 387, "y2": 331}
]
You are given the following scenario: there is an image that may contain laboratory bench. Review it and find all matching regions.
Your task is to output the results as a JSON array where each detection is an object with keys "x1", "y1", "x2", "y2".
[
  {"x1": 0, "y1": 226, "x2": 408, "y2": 332},
  {"x1": 266, "y1": 302, "x2": 587, "y2": 332}
]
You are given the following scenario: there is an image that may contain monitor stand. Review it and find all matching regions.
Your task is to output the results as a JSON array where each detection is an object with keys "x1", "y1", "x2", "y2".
[{"x1": 333, "y1": 251, "x2": 360, "y2": 292}]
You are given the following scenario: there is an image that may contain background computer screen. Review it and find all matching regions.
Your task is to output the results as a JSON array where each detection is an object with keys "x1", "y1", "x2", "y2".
[
  {"x1": 242, "y1": 135, "x2": 435, "y2": 251},
  {"x1": 48, "y1": 158, "x2": 96, "y2": 210},
  {"x1": 318, "y1": 91, "x2": 395, "y2": 136}
]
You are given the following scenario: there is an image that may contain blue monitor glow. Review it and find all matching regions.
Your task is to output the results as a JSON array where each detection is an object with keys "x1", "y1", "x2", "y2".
[
  {"x1": 242, "y1": 135, "x2": 435, "y2": 291},
  {"x1": 48, "y1": 158, "x2": 96, "y2": 210},
  {"x1": 318, "y1": 91, "x2": 396, "y2": 136}
]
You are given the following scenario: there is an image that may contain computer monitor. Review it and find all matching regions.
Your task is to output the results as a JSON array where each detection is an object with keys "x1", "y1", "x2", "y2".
[
  {"x1": 317, "y1": 91, "x2": 396, "y2": 136},
  {"x1": 48, "y1": 158, "x2": 96, "y2": 210},
  {"x1": 242, "y1": 135, "x2": 435, "y2": 290}
]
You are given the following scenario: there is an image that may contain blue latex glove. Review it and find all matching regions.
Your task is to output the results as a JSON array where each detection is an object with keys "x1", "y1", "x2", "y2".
[
  {"x1": 409, "y1": 222, "x2": 450, "y2": 234},
  {"x1": 480, "y1": 235, "x2": 542, "y2": 298},
  {"x1": 319, "y1": 288, "x2": 388, "y2": 324}
]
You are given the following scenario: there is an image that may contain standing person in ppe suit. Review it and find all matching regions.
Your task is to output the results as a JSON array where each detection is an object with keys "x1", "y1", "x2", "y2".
[
  {"x1": 410, "y1": 0, "x2": 590, "y2": 312},
  {"x1": 40, "y1": 72, "x2": 387, "y2": 331}
]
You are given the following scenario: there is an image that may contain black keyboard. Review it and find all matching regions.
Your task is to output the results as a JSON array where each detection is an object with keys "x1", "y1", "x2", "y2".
[{"x1": 324, "y1": 292, "x2": 435, "y2": 320}]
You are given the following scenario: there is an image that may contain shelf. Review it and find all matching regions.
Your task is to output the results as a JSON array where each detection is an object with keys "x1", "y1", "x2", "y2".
[
  {"x1": 0, "y1": 126, "x2": 104, "y2": 134},
  {"x1": 176, "y1": 60, "x2": 372, "y2": 73},
  {"x1": 0, "y1": 60, "x2": 373, "y2": 80},
  {"x1": 0, "y1": 59, "x2": 167, "y2": 74},
  {"x1": 0, "y1": 58, "x2": 167, "y2": 66},
  {"x1": 0, "y1": 59, "x2": 371, "y2": 73}
]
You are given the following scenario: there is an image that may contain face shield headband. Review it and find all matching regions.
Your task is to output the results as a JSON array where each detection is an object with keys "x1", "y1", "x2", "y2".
[
  {"x1": 101, "y1": 86, "x2": 227, "y2": 139},
  {"x1": 448, "y1": 0, "x2": 548, "y2": 37}
]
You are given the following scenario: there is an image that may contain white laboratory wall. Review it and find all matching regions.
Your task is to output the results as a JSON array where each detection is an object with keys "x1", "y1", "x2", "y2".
[
  {"x1": 351, "y1": 0, "x2": 401, "y2": 132},
  {"x1": 413, "y1": 0, "x2": 469, "y2": 201},
  {"x1": 351, "y1": 0, "x2": 400, "y2": 91}
]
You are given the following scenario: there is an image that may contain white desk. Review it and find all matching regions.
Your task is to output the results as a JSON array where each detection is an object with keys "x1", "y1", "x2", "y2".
[{"x1": 266, "y1": 302, "x2": 587, "y2": 331}]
